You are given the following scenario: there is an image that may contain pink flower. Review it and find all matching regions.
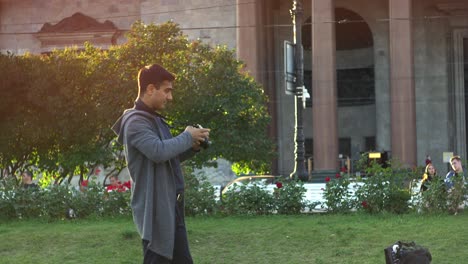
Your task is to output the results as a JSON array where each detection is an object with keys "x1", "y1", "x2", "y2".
[
  {"x1": 362, "y1": 201, "x2": 368, "y2": 208},
  {"x1": 340, "y1": 167, "x2": 347, "y2": 172},
  {"x1": 81, "y1": 180, "x2": 89, "y2": 187},
  {"x1": 335, "y1": 173, "x2": 341, "y2": 179},
  {"x1": 325, "y1": 177, "x2": 331, "y2": 182},
  {"x1": 94, "y1": 168, "x2": 101, "y2": 175},
  {"x1": 276, "y1": 182, "x2": 283, "y2": 189},
  {"x1": 123, "y1": 180, "x2": 131, "y2": 189},
  {"x1": 107, "y1": 182, "x2": 129, "y2": 192},
  {"x1": 106, "y1": 185, "x2": 117, "y2": 192}
]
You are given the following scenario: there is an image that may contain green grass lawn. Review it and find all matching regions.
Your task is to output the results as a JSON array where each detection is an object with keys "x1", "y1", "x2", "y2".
[{"x1": 0, "y1": 212, "x2": 466, "y2": 264}]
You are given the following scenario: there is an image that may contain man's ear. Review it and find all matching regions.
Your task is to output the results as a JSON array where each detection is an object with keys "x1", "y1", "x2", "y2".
[{"x1": 146, "y1": 84, "x2": 155, "y2": 95}]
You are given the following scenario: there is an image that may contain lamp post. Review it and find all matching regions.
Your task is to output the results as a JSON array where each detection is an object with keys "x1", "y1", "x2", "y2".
[{"x1": 289, "y1": 0, "x2": 308, "y2": 181}]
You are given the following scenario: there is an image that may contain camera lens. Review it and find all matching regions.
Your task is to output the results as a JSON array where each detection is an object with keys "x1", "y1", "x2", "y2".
[{"x1": 200, "y1": 138, "x2": 210, "y2": 149}]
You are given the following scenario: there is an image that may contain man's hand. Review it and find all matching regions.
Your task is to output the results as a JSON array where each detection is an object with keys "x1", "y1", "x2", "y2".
[{"x1": 185, "y1": 126, "x2": 210, "y2": 150}]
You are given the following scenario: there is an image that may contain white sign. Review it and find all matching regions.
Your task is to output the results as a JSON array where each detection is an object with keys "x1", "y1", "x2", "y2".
[
  {"x1": 284, "y1": 40, "x2": 295, "y2": 95},
  {"x1": 443, "y1": 152, "x2": 454, "y2": 163}
]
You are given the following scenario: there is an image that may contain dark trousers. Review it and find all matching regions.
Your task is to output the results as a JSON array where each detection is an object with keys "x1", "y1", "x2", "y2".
[{"x1": 142, "y1": 199, "x2": 193, "y2": 264}]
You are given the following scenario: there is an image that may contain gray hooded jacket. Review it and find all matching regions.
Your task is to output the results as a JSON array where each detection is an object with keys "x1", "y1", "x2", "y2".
[{"x1": 112, "y1": 108, "x2": 195, "y2": 259}]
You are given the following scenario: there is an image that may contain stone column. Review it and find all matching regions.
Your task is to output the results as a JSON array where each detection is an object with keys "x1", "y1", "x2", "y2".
[
  {"x1": 311, "y1": 0, "x2": 338, "y2": 173},
  {"x1": 389, "y1": 0, "x2": 416, "y2": 167},
  {"x1": 236, "y1": 0, "x2": 259, "y2": 80}
]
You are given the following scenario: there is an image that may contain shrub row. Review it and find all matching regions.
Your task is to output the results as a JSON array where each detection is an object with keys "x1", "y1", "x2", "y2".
[
  {"x1": 2, "y1": 164, "x2": 466, "y2": 221},
  {"x1": 323, "y1": 162, "x2": 467, "y2": 215},
  {"x1": 0, "y1": 178, "x2": 131, "y2": 221},
  {"x1": 0, "y1": 173, "x2": 311, "y2": 220},
  {"x1": 184, "y1": 172, "x2": 313, "y2": 216}
]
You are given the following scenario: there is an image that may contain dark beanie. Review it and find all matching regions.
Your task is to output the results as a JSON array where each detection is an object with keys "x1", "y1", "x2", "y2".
[{"x1": 138, "y1": 64, "x2": 175, "y2": 91}]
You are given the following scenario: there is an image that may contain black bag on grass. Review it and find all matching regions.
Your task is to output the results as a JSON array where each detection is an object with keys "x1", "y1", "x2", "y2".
[{"x1": 384, "y1": 241, "x2": 432, "y2": 264}]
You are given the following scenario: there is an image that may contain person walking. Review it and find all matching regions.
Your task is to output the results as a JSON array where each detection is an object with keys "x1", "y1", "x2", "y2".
[{"x1": 112, "y1": 64, "x2": 210, "y2": 263}]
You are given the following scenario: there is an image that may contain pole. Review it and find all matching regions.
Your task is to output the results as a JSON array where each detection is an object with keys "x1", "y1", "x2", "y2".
[{"x1": 290, "y1": 0, "x2": 308, "y2": 181}]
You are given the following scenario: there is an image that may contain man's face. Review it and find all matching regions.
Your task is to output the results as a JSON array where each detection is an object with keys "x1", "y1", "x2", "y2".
[
  {"x1": 22, "y1": 173, "x2": 31, "y2": 184},
  {"x1": 149, "y1": 80, "x2": 173, "y2": 111},
  {"x1": 451, "y1": 159, "x2": 462, "y2": 173}
]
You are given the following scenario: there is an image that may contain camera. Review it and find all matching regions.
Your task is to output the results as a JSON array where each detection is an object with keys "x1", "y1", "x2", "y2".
[{"x1": 192, "y1": 124, "x2": 211, "y2": 149}]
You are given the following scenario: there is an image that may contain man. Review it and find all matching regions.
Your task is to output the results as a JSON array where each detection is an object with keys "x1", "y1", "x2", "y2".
[
  {"x1": 445, "y1": 155, "x2": 464, "y2": 189},
  {"x1": 21, "y1": 170, "x2": 38, "y2": 189},
  {"x1": 112, "y1": 64, "x2": 210, "y2": 263}
]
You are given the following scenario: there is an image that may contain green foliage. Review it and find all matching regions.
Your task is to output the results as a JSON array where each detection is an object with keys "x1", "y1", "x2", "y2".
[
  {"x1": 0, "y1": 20, "x2": 274, "y2": 181},
  {"x1": 221, "y1": 182, "x2": 275, "y2": 215},
  {"x1": 184, "y1": 168, "x2": 218, "y2": 216},
  {"x1": 0, "y1": 177, "x2": 18, "y2": 220},
  {"x1": 0, "y1": 178, "x2": 43, "y2": 220},
  {"x1": 418, "y1": 178, "x2": 449, "y2": 214},
  {"x1": 0, "y1": 54, "x2": 42, "y2": 176},
  {"x1": 416, "y1": 163, "x2": 467, "y2": 215},
  {"x1": 12, "y1": 188, "x2": 43, "y2": 219},
  {"x1": 354, "y1": 161, "x2": 412, "y2": 214},
  {"x1": 112, "y1": 21, "x2": 275, "y2": 173},
  {"x1": 100, "y1": 190, "x2": 132, "y2": 217},
  {"x1": 40, "y1": 184, "x2": 75, "y2": 220},
  {"x1": 446, "y1": 175, "x2": 467, "y2": 214},
  {"x1": 0, "y1": 49, "x2": 118, "y2": 182},
  {"x1": 274, "y1": 180, "x2": 307, "y2": 214},
  {"x1": 221, "y1": 179, "x2": 309, "y2": 215},
  {"x1": 323, "y1": 174, "x2": 355, "y2": 213},
  {"x1": 0, "y1": 178, "x2": 131, "y2": 220}
]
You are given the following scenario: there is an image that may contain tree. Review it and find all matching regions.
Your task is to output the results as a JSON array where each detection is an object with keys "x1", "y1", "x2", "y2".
[
  {"x1": 0, "y1": 21, "x2": 275, "y2": 181},
  {"x1": 108, "y1": 21, "x2": 275, "y2": 173}
]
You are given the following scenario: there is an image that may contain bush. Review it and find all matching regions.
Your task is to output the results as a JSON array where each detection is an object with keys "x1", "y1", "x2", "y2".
[
  {"x1": 101, "y1": 190, "x2": 132, "y2": 217},
  {"x1": 274, "y1": 180, "x2": 307, "y2": 214},
  {"x1": 70, "y1": 181, "x2": 131, "y2": 218},
  {"x1": 354, "y1": 161, "x2": 412, "y2": 214},
  {"x1": 0, "y1": 177, "x2": 132, "y2": 221},
  {"x1": 13, "y1": 188, "x2": 43, "y2": 219},
  {"x1": 221, "y1": 182, "x2": 275, "y2": 215},
  {"x1": 446, "y1": 176, "x2": 467, "y2": 214},
  {"x1": 418, "y1": 178, "x2": 449, "y2": 214},
  {"x1": 40, "y1": 184, "x2": 76, "y2": 220},
  {"x1": 322, "y1": 173, "x2": 355, "y2": 213},
  {"x1": 0, "y1": 177, "x2": 22, "y2": 220},
  {"x1": 184, "y1": 169, "x2": 218, "y2": 216},
  {"x1": 0, "y1": 189, "x2": 16, "y2": 220}
]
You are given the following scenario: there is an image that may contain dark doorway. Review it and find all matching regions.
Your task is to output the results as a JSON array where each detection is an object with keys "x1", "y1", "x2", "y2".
[{"x1": 339, "y1": 138, "x2": 352, "y2": 158}]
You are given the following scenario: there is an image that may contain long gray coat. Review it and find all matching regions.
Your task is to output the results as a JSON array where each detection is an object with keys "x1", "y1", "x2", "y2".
[{"x1": 112, "y1": 109, "x2": 195, "y2": 259}]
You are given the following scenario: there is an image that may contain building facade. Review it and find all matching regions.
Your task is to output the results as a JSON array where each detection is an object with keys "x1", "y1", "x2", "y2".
[{"x1": 1, "y1": 0, "x2": 468, "y2": 177}]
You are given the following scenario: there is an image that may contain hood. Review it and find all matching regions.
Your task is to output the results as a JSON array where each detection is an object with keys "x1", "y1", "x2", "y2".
[{"x1": 111, "y1": 109, "x2": 155, "y2": 145}]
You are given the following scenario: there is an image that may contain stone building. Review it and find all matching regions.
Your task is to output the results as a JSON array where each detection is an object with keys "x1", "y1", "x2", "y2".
[{"x1": 1, "y1": 0, "x2": 468, "y2": 177}]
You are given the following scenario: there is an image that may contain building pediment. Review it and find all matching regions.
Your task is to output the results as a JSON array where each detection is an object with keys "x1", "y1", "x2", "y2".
[
  {"x1": 35, "y1": 12, "x2": 119, "y2": 51},
  {"x1": 38, "y1": 12, "x2": 117, "y2": 33}
]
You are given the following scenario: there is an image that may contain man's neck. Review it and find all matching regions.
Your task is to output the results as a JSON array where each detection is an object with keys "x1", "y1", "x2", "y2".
[
  {"x1": 135, "y1": 98, "x2": 166, "y2": 119},
  {"x1": 139, "y1": 98, "x2": 154, "y2": 111}
]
